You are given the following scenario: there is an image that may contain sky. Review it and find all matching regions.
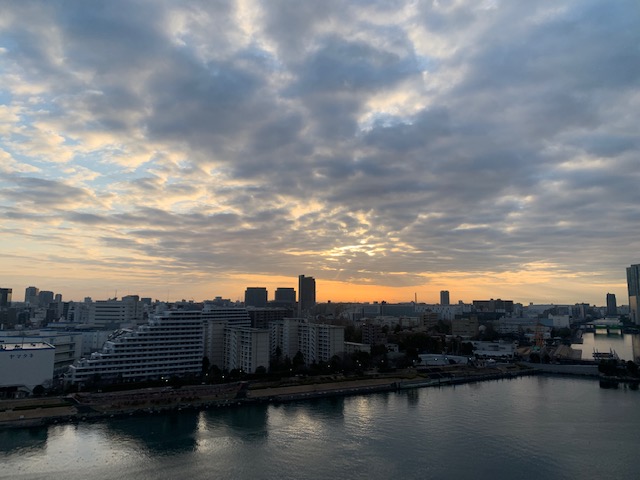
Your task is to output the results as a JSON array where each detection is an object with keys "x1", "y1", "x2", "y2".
[{"x1": 1, "y1": 0, "x2": 639, "y2": 306}]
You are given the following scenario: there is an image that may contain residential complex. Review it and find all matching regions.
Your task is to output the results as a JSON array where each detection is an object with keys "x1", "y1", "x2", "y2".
[
  {"x1": 270, "y1": 318, "x2": 344, "y2": 365},
  {"x1": 66, "y1": 309, "x2": 205, "y2": 384}
]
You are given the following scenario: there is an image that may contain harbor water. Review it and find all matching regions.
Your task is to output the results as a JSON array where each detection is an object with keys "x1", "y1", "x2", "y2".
[
  {"x1": 1, "y1": 375, "x2": 639, "y2": 480},
  {"x1": 573, "y1": 332, "x2": 640, "y2": 362}
]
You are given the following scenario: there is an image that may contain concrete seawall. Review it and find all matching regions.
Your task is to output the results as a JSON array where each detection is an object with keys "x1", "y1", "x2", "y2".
[{"x1": 521, "y1": 362, "x2": 599, "y2": 377}]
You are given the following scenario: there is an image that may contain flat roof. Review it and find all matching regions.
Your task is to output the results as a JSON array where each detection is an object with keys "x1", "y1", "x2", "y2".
[{"x1": 0, "y1": 342, "x2": 55, "y2": 351}]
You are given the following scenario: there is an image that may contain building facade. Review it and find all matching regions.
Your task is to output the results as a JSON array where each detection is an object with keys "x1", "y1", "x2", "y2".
[
  {"x1": 440, "y1": 290, "x2": 450, "y2": 305},
  {"x1": 298, "y1": 275, "x2": 316, "y2": 316},
  {"x1": 244, "y1": 287, "x2": 268, "y2": 308},
  {"x1": 202, "y1": 306, "x2": 251, "y2": 368},
  {"x1": 627, "y1": 264, "x2": 640, "y2": 325},
  {"x1": 606, "y1": 293, "x2": 617, "y2": 317},
  {"x1": 274, "y1": 287, "x2": 296, "y2": 304},
  {"x1": 24, "y1": 286, "x2": 39, "y2": 306},
  {"x1": 224, "y1": 327, "x2": 270, "y2": 373},
  {"x1": 66, "y1": 310, "x2": 205, "y2": 384},
  {"x1": 88, "y1": 295, "x2": 143, "y2": 328},
  {"x1": 270, "y1": 318, "x2": 344, "y2": 365},
  {"x1": 0, "y1": 288, "x2": 12, "y2": 308},
  {"x1": 0, "y1": 341, "x2": 55, "y2": 391}
]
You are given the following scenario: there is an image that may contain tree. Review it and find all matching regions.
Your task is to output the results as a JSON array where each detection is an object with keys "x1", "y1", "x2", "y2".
[
  {"x1": 330, "y1": 355, "x2": 342, "y2": 373},
  {"x1": 292, "y1": 351, "x2": 305, "y2": 372},
  {"x1": 344, "y1": 325, "x2": 362, "y2": 343},
  {"x1": 169, "y1": 375, "x2": 183, "y2": 389},
  {"x1": 460, "y1": 342, "x2": 474, "y2": 356},
  {"x1": 32, "y1": 385, "x2": 45, "y2": 396},
  {"x1": 202, "y1": 356, "x2": 211, "y2": 375}
]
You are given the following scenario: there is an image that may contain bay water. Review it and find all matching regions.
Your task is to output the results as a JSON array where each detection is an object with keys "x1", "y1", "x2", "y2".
[{"x1": 1, "y1": 375, "x2": 639, "y2": 480}]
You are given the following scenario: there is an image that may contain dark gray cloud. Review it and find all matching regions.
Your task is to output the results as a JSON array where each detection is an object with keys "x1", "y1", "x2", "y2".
[{"x1": 1, "y1": 0, "x2": 639, "y2": 302}]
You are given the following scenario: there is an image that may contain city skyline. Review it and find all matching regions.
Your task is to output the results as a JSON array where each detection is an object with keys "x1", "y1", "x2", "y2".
[
  {"x1": 0, "y1": 276, "x2": 631, "y2": 308},
  {"x1": 1, "y1": 1, "x2": 639, "y2": 306}
]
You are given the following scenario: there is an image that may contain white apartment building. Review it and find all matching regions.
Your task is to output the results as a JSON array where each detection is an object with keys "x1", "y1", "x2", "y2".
[
  {"x1": 66, "y1": 310, "x2": 205, "y2": 384},
  {"x1": 270, "y1": 319, "x2": 344, "y2": 365},
  {"x1": 202, "y1": 306, "x2": 251, "y2": 368},
  {"x1": 224, "y1": 327, "x2": 270, "y2": 373},
  {"x1": 88, "y1": 295, "x2": 143, "y2": 328}
]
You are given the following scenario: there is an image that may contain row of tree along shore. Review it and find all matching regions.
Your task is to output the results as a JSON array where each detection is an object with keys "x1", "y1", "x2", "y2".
[{"x1": 1, "y1": 364, "x2": 535, "y2": 429}]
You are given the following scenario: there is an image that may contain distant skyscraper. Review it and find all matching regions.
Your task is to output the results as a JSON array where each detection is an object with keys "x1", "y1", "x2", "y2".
[
  {"x1": 606, "y1": 293, "x2": 617, "y2": 317},
  {"x1": 275, "y1": 287, "x2": 296, "y2": 304},
  {"x1": 0, "y1": 288, "x2": 12, "y2": 307},
  {"x1": 298, "y1": 275, "x2": 316, "y2": 316},
  {"x1": 627, "y1": 264, "x2": 640, "y2": 325},
  {"x1": 245, "y1": 287, "x2": 268, "y2": 307},
  {"x1": 38, "y1": 290, "x2": 54, "y2": 308},
  {"x1": 25, "y1": 286, "x2": 39, "y2": 305},
  {"x1": 440, "y1": 290, "x2": 450, "y2": 305}
]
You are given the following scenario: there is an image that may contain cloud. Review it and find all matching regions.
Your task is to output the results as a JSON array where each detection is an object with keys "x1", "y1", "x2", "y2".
[{"x1": 1, "y1": 0, "x2": 639, "y2": 303}]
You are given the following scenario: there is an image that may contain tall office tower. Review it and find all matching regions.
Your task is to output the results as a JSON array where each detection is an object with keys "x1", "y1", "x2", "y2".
[
  {"x1": 0, "y1": 288, "x2": 12, "y2": 307},
  {"x1": 244, "y1": 287, "x2": 268, "y2": 307},
  {"x1": 38, "y1": 290, "x2": 54, "y2": 307},
  {"x1": 440, "y1": 290, "x2": 450, "y2": 306},
  {"x1": 275, "y1": 287, "x2": 296, "y2": 304},
  {"x1": 298, "y1": 275, "x2": 316, "y2": 316},
  {"x1": 25, "y1": 286, "x2": 39, "y2": 305},
  {"x1": 606, "y1": 293, "x2": 617, "y2": 317},
  {"x1": 54, "y1": 293, "x2": 62, "y2": 303},
  {"x1": 627, "y1": 264, "x2": 640, "y2": 325}
]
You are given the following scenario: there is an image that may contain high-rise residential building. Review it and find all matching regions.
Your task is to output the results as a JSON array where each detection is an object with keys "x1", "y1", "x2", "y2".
[
  {"x1": 440, "y1": 290, "x2": 450, "y2": 305},
  {"x1": 25, "y1": 286, "x2": 39, "y2": 305},
  {"x1": 0, "y1": 288, "x2": 12, "y2": 307},
  {"x1": 606, "y1": 293, "x2": 617, "y2": 317},
  {"x1": 244, "y1": 287, "x2": 268, "y2": 307},
  {"x1": 298, "y1": 275, "x2": 316, "y2": 316},
  {"x1": 202, "y1": 305, "x2": 251, "y2": 368},
  {"x1": 274, "y1": 287, "x2": 296, "y2": 304},
  {"x1": 270, "y1": 318, "x2": 344, "y2": 365},
  {"x1": 627, "y1": 264, "x2": 640, "y2": 325},
  {"x1": 66, "y1": 309, "x2": 205, "y2": 384},
  {"x1": 224, "y1": 327, "x2": 270, "y2": 373},
  {"x1": 247, "y1": 307, "x2": 290, "y2": 329}
]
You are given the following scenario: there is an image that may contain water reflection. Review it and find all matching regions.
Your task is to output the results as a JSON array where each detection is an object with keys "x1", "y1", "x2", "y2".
[
  {"x1": 202, "y1": 403, "x2": 269, "y2": 439},
  {"x1": 574, "y1": 333, "x2": 640, "y2": 362},
  {"x1": 0, "y1": 426, "x2": 48, "y2": 454},
  {"x1": 104, "y1": 411, "x2": 200, "y2": 455},
  {"x1": 400, "y1": 388, "x2": 421, "y2": 407}
]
